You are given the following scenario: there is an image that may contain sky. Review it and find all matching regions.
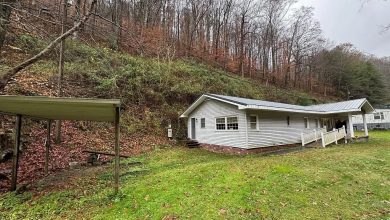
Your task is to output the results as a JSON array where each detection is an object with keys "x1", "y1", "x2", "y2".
[{"x1": 294, "y1": 0, "x2": 390, "y2": 57}]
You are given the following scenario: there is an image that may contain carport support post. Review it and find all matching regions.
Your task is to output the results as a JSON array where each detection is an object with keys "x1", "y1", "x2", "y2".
[
  {"x1": 114, "y1": 107, "x2": 120, "y2": 194},
  {"x1": 11, "y1": 115, "x2": 22, "y2": 191},
  {"x1": 45, "y1": 120, "x2": 52, "y2": 175}
]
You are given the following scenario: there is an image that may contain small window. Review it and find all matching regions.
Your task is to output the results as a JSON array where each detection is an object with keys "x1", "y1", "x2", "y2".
[
  {"x1": 200, "y1": 118, "x2": 205, "y2": 128},
  {"x1": 216, "y1": 117, "x2": 226, "y2": 130},
  {"x1": 249, "y1": 116, "x2": 257, "y2": 129},
  {"x1": 287, "y1": 116, "x2": 290, "y2": 126},
  {"x1": 304, "y1": 117, "x2": 309, "y2": 129},
  {"x1": 227, "y1": 117, "x2": 238, "y2": 130},
  {"x1": 374, "y1": 113, "x2": 381, "y2": 120},
  {"x1": 381, "y1": 112, "x2": 384, "y2": 120}
]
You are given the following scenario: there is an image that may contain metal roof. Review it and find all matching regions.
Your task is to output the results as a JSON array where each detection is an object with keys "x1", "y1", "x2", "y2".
[
  {"x1": 0, "y1": 95, "x2": 121, "y2": 122},
  {"x1": 180, "y1": 93, "x2": 375, "y2": 117}
]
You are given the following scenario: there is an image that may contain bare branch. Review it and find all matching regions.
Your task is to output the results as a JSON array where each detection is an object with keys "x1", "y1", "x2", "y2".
[{"x1": 0, "y1": 0, "x2": 97, "y2": 92}]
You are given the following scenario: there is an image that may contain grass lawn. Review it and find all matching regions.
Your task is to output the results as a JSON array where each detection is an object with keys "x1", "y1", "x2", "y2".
[{"x1": 1, "y1": 131, "x2": 389, "y2": 219}]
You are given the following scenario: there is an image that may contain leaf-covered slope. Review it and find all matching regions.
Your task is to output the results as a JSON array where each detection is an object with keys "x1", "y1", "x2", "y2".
[{"x1": 2, "y1": 35, "x2": 334, "y2": 137}]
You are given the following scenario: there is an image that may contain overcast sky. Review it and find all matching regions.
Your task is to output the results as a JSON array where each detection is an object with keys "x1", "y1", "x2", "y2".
[{"x1": 294, "y1": 0, "x2": 390, "y2": 57}]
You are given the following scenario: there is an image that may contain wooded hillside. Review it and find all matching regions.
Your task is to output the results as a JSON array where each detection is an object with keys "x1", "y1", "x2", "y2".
[{"x1": 1, "y1": 0, "x2": 389, "y2": 104}]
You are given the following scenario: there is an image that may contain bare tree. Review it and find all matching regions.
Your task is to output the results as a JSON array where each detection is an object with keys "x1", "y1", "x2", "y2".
[
  {"x1": 0, "y1": 0, "x2": 97, "y2": 92},
  {"x1": 55, "y1": 0, "x2": 69, "y2": 144}
]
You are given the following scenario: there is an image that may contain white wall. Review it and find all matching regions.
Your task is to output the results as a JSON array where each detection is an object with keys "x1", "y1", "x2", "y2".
[
  {"x1": 187, "y1": 99, "x2": 248, "y2": 148},
  {"x1": 187, "y1": 100, "x2": 325, "y2": 149},
  {"x1": 247, "y1": 111, "x2": 322, "y2": 148}
]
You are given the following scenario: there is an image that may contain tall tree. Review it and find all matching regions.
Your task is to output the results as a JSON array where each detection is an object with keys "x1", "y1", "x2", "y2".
[
  {"x1": 55, "y1": 0, "x2": 68, "y2": 144},
  {"x1": 0, "y1": 0, "x2": 15, "y2": 51}
]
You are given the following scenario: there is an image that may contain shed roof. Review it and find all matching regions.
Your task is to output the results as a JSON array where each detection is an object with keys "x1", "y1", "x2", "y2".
[
  {"x1": 180, "y1": 94, "x2": 375, "y2": 117},
  {"x1": 0, "y1": 95, "x2": 121, "y2": 122}
]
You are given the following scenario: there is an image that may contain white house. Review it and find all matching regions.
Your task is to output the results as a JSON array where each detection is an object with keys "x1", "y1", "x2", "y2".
[
  {"x1": 352, "y1": 109, "x2": 390, "y2": 130},
  {"x1": 180, "y1": 94, "x2": 374, "y2": 151}
]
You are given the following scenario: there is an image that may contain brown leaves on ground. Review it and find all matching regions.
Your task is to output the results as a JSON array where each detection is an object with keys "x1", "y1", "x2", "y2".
[{"x1": 0, "y1": 119, "x2": 169, "y2": 192}]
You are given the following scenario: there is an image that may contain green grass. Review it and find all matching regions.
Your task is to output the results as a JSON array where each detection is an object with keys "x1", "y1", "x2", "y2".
[{"x1": 1, "y1": 131, "x2": 389, "y2": 219}]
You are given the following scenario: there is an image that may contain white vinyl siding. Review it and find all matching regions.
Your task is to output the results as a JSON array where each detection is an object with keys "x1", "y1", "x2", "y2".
[
  {"x1": 187, "y1": 99, "x2": 247, "y2": 148},
  {"x1": 247, "y1": 111, "x2": 320, "y2": 148}
]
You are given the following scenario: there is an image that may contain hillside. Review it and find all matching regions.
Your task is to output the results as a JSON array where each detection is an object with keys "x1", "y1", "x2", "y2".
[
  {"x1": 0, "y1": 35, "x2": 337, "y2": 190},
  {"x1": 2, "y1": 35, "x2": 334, "y2": 134}
]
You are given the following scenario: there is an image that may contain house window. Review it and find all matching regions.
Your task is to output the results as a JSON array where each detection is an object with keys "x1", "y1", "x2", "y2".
[
  {"x1": 227, "y1": 117, "x2": 238, "y2": 130},
  {"x1": 216, "y1": 118, "x2": 226, "y2": 130},
  {"x1": 201, "y1": 118, "x2": 206, "y2": 128},
  {"x1": 381, "y1": 112, "x2": 384, "y2": 120},
  {"x1": 287, "y1": 116, "x2": 290, "y2": 126},
  {"x1": 249, "y1": 115, "x2": 257, "y2": 129},
  {"x1": 304, "y1": 117, "x2": 309, "y2": 128},
  {"x1": 315, "y1": 119, "x2": 319, "y2": 128},
  {"x1": 374, "y1": 113, "x2": 381, "y2": 120},
  {"x1": 216, "y1": 116, "x2": 238, "y2": 130}
]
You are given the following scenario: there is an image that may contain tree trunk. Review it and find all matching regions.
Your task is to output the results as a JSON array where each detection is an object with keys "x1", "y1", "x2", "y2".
[
  {"x1": 73, "y1": 0, "x2": 81, "y2": 39},
  {"x1": 0, "y1": 0, "x2": 15, "y2": 51},
  {"x1": 55, "y1": 1, "x2": 68, "y2": 144}
]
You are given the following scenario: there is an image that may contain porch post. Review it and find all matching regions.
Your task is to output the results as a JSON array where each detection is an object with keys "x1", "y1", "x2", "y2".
[
  {"x1": 11, "y1": 115, "x2": 22, "y2": 191},
  {"x1": 347, "y1": 113, "x2": 355, "y2": 138},
  {"x1": 362, "y1": 114, "x2": 368, "y2": 137}
]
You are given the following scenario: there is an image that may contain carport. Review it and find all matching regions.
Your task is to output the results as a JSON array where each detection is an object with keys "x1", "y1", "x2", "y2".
[{"x1": 0, "y1": 95, "x2": 121, "y2": 193}]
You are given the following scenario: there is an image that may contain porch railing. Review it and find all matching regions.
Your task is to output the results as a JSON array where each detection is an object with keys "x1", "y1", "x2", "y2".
[
  {"x1": 320, "y1": 126, "x2": 347, "y2": 147},
  {"x1": 301, "y1": 127, "x2": 327, "y2": 146}
]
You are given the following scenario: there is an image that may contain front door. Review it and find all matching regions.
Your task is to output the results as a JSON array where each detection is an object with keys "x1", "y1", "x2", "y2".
[{"x1": 191, "y1": 118, "x2": 196, "y2": 139}]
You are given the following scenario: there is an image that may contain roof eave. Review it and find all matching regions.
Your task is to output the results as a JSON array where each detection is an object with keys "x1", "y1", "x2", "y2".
[{"x1": 180, "y1": 94, "x2": 245, "y2": 118}]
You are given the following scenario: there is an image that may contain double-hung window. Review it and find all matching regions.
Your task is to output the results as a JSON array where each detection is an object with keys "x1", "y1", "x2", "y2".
[
  {"x1": 304, "y1": 117, "x2": 309, "y2": 129},
  {"x1": 216, "y1": 118, "x2": 226, "y2": 130},
  {"x1": 249, "y1": 115, "x2": 257, "y2": 129},
  {"x1": 216, "y1": 116, "x2": 238, "y2": 130},
  {"x1": 201, "y1": 118, "x2": 206, "y2": 128},
  {"x1": 227, "y1": 117, "x2": 238, "y2": 130}
]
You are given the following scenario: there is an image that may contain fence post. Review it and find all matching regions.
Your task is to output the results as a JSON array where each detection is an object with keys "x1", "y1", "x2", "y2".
[
  {"x1": 334, "y1": 130, "x2": 338, "y2": 144},
  {"x1": 321, "y1": 132, "x2": 325, "y2": 147},
  {"x1": 301, "y1": 133, "x2": 304, "y2": 147}
]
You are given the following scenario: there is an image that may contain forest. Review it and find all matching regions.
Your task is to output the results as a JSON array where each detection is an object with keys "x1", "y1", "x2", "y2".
[{"x1": 0, "y1": 0, "x2": 389, "y2": 104}]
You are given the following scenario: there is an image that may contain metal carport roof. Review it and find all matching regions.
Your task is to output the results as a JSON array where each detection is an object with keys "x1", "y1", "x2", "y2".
[
  {"x1": 0, "y1": 95, "x2": 121, "y2": 122},
  {"x1": 0, "y1": 95, "x2": 121, "y2": 193}
]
